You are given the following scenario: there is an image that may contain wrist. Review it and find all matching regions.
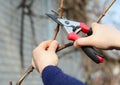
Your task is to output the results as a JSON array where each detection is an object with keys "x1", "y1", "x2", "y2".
[
  {"x1": 38, "y1": 65, "x2": 50, "y2": 74},
  {"x1": 38, "y1": 64, "x2": 57, "y2": 74}
]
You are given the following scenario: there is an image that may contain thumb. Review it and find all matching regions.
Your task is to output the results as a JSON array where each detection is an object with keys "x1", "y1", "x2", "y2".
[
  {"x1": 48, "y1": 40, "x2": 59, "y2": 52},
  {"x1": 74, "y1": 36, "x2": 93, "y2": 47}
]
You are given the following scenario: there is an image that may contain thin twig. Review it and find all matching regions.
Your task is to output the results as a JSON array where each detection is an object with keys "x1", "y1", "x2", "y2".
[
  {"x1": 96, "y1": 0, "x2": 116, "y2": 23},
  {"x1": 56, "y1": 42, "x2": 73, "y2": 52},
  {"x1": 52, "y1": 25, "x2": 60, "y2": 39},
  {"x1": 59, "y1": 0, "x2": 65, "y2": 18},
  {"x1": 52, "y1": 0, "x2": 65, "y2": 40},
  {"x1": 16, "y1": 65, "x2": 34, "y2": 85}
]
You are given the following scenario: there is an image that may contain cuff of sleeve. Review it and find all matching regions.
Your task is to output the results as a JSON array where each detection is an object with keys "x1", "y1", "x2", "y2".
[{"x1": 41, "y1": 65, "x2": 62, "y2": 84}]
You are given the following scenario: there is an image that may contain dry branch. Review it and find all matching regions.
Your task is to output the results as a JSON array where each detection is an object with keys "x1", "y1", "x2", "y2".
[
  {"x1": 52, "y1": 0, "x2": 65, "y2": 40},
  {"x1": 16, "y1": 66, "x2": 34, "y2": 85},
  {"x1": 97, "y1": 0, "x2": 116, "y2": 23},
  {"x1": 57, "y1": 42, "x2": 73, "y2": 52}
]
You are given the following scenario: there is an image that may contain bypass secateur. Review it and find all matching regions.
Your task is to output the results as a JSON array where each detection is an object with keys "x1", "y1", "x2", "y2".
[{"x1": 46, "y1": 13, "x2": 105, "y2": 64}]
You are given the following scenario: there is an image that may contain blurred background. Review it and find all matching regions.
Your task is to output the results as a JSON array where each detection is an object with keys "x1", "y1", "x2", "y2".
[{"x1": 0, "y1": 0, "x2": 120, "y2": 85}]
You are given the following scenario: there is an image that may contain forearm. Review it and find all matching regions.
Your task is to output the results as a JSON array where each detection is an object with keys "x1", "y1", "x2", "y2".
[{"x1": 42, "y1": 66, "x2": 85, "y2": 85}]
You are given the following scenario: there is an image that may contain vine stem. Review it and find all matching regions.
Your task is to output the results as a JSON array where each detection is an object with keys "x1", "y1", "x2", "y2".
[
  {"x1": 16, "y1": 66, "x2": 34, "y2": 85},
  {"x1": 96, "y1": 0, "x2": 116, "y2": 23},
  {"x1": 52, "y1": 0, "x2": 65, "y2": 40}
]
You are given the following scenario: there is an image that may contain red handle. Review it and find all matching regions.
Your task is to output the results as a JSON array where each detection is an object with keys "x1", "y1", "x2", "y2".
[
  {"x1": 67, "y1": 32, "x2": 80, "y2": 41},
  {"x1": 80, "y1": 22, "x2": 90, "y2": 33},
  {"x1": 98, "y1": 56, "x2": 104, "y2": 63}
]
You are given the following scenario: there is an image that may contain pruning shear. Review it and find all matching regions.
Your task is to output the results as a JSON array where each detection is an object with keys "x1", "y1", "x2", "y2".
[{"x1": 46, "y1": 13, "x2": 104, "y2": 64}]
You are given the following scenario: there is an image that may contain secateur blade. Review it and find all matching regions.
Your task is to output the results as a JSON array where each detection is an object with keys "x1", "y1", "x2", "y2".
[
  {"x1": 46, "y1": 13, "x2": 80, "y2": 34},
  {"x1": 46, "y1": 13, "x2": 63, "y2": 25}
]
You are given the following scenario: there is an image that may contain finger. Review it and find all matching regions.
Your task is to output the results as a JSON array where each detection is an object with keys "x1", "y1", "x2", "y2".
[
  {"x1": 38, "y1": 40, "x2": 52, "y2": 49},
  {"x1": 74, "y1": 36, "x2": 94, "y2": 47},
  {"x1": 48, "y1": 40, "x2": 59, "y2": 52}
]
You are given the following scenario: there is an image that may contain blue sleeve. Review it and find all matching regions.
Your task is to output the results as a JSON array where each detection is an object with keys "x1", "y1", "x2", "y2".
[{"x1": 42, "y1": 65, "x2": 85, "y2": 85}]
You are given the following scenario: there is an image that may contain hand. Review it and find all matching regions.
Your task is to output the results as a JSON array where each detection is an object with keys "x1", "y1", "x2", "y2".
[
  {"x1": 74, "y1": 23, "x2": 120, "y2": 49},
  {"x1": 32, "y1": 40, "x2": 59, "y2": 73}
]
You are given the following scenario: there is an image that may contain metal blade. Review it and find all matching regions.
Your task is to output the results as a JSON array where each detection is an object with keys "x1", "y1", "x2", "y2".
[
  {"x1": 46, "y1": 13, "x2": 80, "y2": 34},
  {"x1": 46, "y1": 13, "x2": 63, "y2": 25},
  {"x1": 58, "y1": 19, "x2": 80, "y2": 27},
  {"x1": 58, "y1": 19, "x2": 80, "y2": 33}
]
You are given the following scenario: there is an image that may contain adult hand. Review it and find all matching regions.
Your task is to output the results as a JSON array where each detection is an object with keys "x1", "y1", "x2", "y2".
[
  {"x1": 74, "y1": 23, "x2": 120, "y2": 49},
  {"x1": 32, "y1": 40, "x2": 59, "y2": 73}
]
